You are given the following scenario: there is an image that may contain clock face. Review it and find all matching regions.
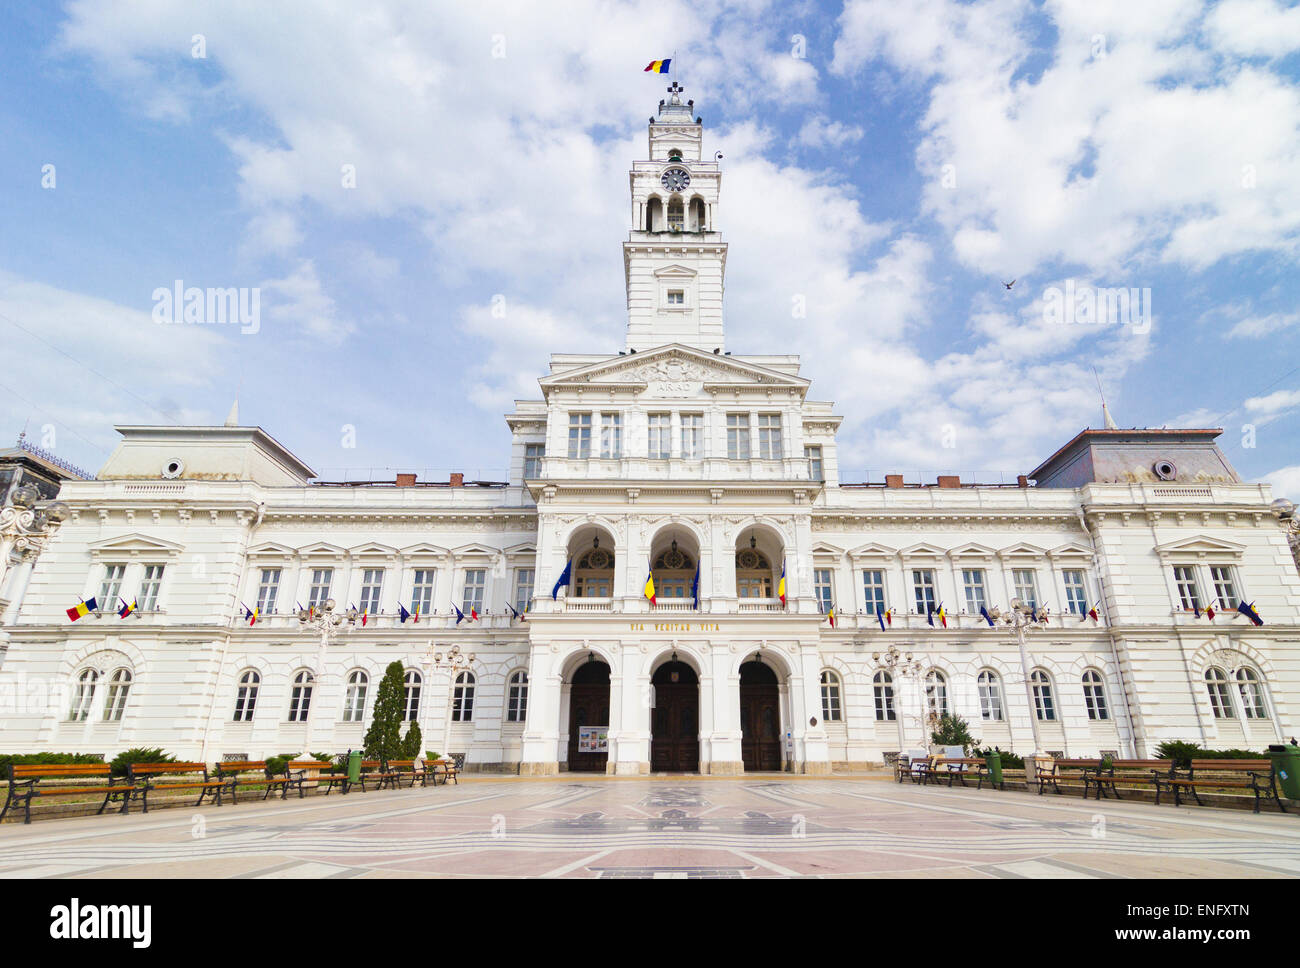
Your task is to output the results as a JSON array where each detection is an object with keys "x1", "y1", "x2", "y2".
[{"x1": 661, "y1": 166, "x2": 691, "y2": 192}]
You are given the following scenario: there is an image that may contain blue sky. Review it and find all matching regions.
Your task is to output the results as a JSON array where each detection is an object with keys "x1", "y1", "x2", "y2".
[{"x1": 1, "y1": 0, "x2": 1299, "y2": 494}]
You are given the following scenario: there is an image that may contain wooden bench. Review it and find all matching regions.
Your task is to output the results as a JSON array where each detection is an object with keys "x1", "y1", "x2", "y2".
[
  {"x1": 214, "y1": 760, "x2": 294, "y2": 801},
  {"x1": 1087, "y1": 759, "x2": 1174, "y2": 800},
  {"x1": 285, "y1": 761, "x2": 348, "y2": 797},
  {"x1": 2, "y1": 763, "x2": 134, "y2": 824},
  {"x1": 1036, "y1": 758, "x2": 1102, "y2": 795},
  {"x1": 429, "y1": 757, "x2": 460, "y2": 785},
  {"x1": 1156, "y1": 759, "x2": 1284, "y2": 814},
  {"x1": 126, "y1": 762, "x2": 231, "y2": 813},
  {"x1": 353, "y1": 759, "x2": 401, "y2": 792},
  {"x1": 387, "y1": 759, "x2": 434, "y2": 788},
  {"x1": 931, "y1": 757, "x2": 998, "y2": 790}
]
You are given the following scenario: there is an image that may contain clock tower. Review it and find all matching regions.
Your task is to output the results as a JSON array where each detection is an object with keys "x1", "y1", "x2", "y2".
[{"x1": 624, "y1": 82, "x2": 727, "y2": 352}]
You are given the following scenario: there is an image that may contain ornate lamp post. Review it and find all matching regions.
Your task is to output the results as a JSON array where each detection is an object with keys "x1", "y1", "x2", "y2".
[
  {"x1": 0, "y1": 486, "x2": 68, "y2": 627},
  {"x1": 297, "y1": 598, "x2": 358, "y2": 750},
  {"x1": 872, "y1": 645, "x2": 924, "y2": 747},
  {"x1": 987, "y1": 599, "x2": 1051, "y2": 758},
  {"x1": 431, "y1": 645, "x2": 476, "y2": 759}
]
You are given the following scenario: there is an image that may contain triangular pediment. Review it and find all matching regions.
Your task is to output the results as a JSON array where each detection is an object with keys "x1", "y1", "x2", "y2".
[
  {"x1": 247, "y1": 541, "x2": 298, "y2": 558},
  {"x1": 811, "y1": 541, "x2": 846, "y2": 556},
  {"x1": 349, "y1": 542, "x2": 399, "y2": 557},
  {"x1": 653, "y1": 264, "x2": 698, "y2": 279},
  {"x1": 399, "y1": 542, "x2": 450, "y2": 557},
  {"x1": 900, "y1": 541, "x2": 948, "y2": 558},
  {"x1": 1048, "y1": 541, "x2": 1093, "y2": 559},
  {"x1": 949, "y1": 542, "x2": 998, "y2": 559},
  {"x1": 539, "y1": 344, "x2": 809, "y2": 391},
  {"x1": 88, "y1": 533, "x2": 185, "y2": 558},
  {"x1": 1154, "y1": 535, "x2": 1247, "y2": 558},
  {"x1": 997, "y1": 542, "x2": 1048, "y2": 558},
  {"x1": 297, "y1": 541, "x2": 347, "y2": 557},
  {"x1": 848, "y1": 541, "x2": 898, "y2": 558}
]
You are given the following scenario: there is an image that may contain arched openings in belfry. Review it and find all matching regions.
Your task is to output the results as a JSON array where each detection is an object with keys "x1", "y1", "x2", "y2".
[{"x1": 566, "y1": 523, "x2": 616, "y2": 598}]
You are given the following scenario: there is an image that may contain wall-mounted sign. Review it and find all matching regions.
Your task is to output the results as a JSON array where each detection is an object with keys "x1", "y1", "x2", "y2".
[{"x1": 578, "y1": 726, "x2": 608, "y2": 753}]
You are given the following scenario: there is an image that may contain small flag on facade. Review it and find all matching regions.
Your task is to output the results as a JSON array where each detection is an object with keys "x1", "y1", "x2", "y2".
[
  {"x1": 507, "y1": 602, "x2": 523, "y2": 623},
  {"x1": 66, "y1": 598, "x2": 97, "y2": 622},
  {"x1": 937, "y1": 603, "x2": 947, "y2": 628},
  {"x1": 413, "y1": 605, "x2": 420, "y2": 624},
  {"x1": 1088, "y1": 603, "x2": 1099, "y2": 623},
  {"x1": 1237, "y1": 600, "x2": 1263, "y2": 626},
  {"x1": 691, "y1": 562, "x2": 700, "y2": 610},
  {"x1": 644, "y1": 562, "x2": 656, "y2": 605},
  {"x1": 877, "y1": 607, "x2": 886, "y2": 631},
  {"x1": 777, "y1": 562, "x2": 786, "y2": 607},
  {"x1": 471, "y1": 606, "x2": 479, "y2": 622},
  {"x1": 119, "y1": 597, "x2": 138, "y2": 619},
  {"x1": 1205, "y1": 604, "x2": 1215, "y2": 620},
  {"x1": 552, "y1": 558, "x2": 573, "y2": 600},
  {"x1": 885, "y1": 608, "x2": 893, "y2": 626},
  {"x1": 399, "y1": 603, "x2": 412, "y2": 623},
  {"x1": 453, "y1": 603, "x2": 466, "y2": 625},
  {"x1": 644, "y1": 58, "x2": 671, "y2": 74},
  {"x1": 927, "y1": 607, "x2": 934, "y2": 627},
  {"x1": 980, "y1": 605, "x2": 994, "y2": 627},
  {"x1": 826, "y1": 603, "x2": 835, "y2": 628}
]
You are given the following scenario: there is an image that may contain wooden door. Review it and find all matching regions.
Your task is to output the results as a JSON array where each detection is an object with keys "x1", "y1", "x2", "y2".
[
  {"x1": 740, "y1": 661, "x2": 781, "y2": 772},
  {"x1": 650, "y1": 661, "x2": 699, "y2": 772},
  {"x1": 566, "y1": 661, "x2": 610, "y2": 773}
]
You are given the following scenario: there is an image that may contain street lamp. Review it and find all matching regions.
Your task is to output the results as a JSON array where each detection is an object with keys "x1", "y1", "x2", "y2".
[
  {"x1": 432, "y1": 644, "x2": 476, "y2": 675},
  {"x1": 297, "y1": 598, "x2": 358, "y2": 750},
  {"x1": 872, "y1": 645, "x2": 924, "y2": 747},
  {"x1": 988, "y1": 598, "x2": 1051, "y2": 759}
]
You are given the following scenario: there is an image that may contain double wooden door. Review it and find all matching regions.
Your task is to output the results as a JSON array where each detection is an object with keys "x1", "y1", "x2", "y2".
[
  {"x1": 566, "y1": 661, "x2": 610, "y2": 773},
  {"x1": 740, "y1": 661, "x2": 781, "y2": 772},
  {"x1": 650, "y1": 660, "x2": 700, "y2": 772}
]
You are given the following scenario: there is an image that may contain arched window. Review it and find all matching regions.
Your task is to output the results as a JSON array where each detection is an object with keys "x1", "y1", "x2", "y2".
[
  {"x1": 452, "y1": 672, "x2": 476, "y2": 722},
  {"x1": 667, "y1": 149, "x2": 683, "y2": 161},
  {"x1": 925, "y1": 670, "x2": 949, "y2": 718},
  {"x1": 820, "y1": 670, "x2": 842, "y2": 722},
  {"x1": 873, "y1": 671, "x2": 895, "y2": 721},
  {"x1": 404, "y1": 670, "x2": 422, "y2": 722},
  {"x1": 735, "y1": 548, "x2": 773, "y2": 598},
  {"x1": 1082, "y1": 669, "x2": 1109, "y2": 721},
  {"x1": 1205, "y1": 667, "x2": 1234, "y2": 719},
  {"x1": 575, "y1": 546, "x2": 614, "y2": 598},
  {"x1": 288, "y1": 670, "x2": 314, "y2": 722},
  {"x1": 102, "y1": 668, "x2": 132, "y2": 722},
  {"x1": 507, "y1": 670, "x2": 529, "y2": 723},
  {"x1": 69, "y1": 669, "x2": 97, "y2": 721},
  {"x1": 977, "y1": 670, "x2": 1004, "y2": 721},
  {"x1": 233, "y1": 670, "x2": 260, "y2": 722},
  {"x1": 343, "y1": 670, "x2": 368, "y2": 723},
  {"x1": 652, "y1": 545, "x2": 696, "y2": 599},
  {"x1": 667, "y1": 197, "x2": 684, "y2": 231},
  {"x1": 1236, "y1": 667, "x2": 1267, "y2": 719},
  {"x1": 1030, "y1": 669, "x2": 1056, "y2": 721},
  {"x1": 646, "y1": 196, "x2": 664, "y2": 232}
]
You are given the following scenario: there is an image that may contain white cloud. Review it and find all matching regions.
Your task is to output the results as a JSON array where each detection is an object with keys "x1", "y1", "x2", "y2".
[
  {"x1": 260, "y1": 260, "x2": 353, "y2": 344},
  {"x1": 795, "y1": 116, "x2": 864, "y2": 149},
  {"x1": 1259, "y1": 464, "x2": 1300, "y2": 501},
  {"x1": 1205, "y1": 0, "x2": 1300, "y2": 58},
  {"x1": 1226, "y1": 312, "x2": 1300, "y2": 339}
]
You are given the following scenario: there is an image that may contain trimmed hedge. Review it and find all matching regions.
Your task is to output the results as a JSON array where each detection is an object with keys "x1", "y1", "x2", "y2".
[
  {"x1": 1155, "y1": 741, "x2": 1266, "y2": 769},
  {"x1": 0, "y1": 752, "x2": 105, "y2": 774},
  {"x1": 108, "y1": 747, "x2": 175, "y2": 777}
]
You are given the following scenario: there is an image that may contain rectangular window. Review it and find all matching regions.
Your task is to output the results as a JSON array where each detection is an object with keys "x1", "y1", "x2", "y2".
[
  {"x1": 567, "y1": 413, "x2": 591, "y2": 459},
  {"x1": 99, "y1": 564, "x2": 126, "y2": 609},
  {"x1": 462, "y1": 569, "x2": 486, "y2": 613},
  {"x1": 138, "y1": 565, "x2": 164, "y2": 611},
  {"x1": 666, "y1": 289, "x2": 684, "y2": 305},
  {"x1": 861, "y1": 570, "x2": 886, "y2": 615},
  {"x1": 758, "y1": 413, "x2": 782, "y2": 459},
  {"x1": 680, "y1": 414, "x2": 703, "y2": 459},
  {"x1": 912, "y1": 569, "x2": 936, "y2": 614},
  {"x1": 1012, "y1": 569, "x2": 1039, "y2": 609},
  {"x1": 726, "y1": 413, "x2": 750, "y2": 459},
  {"x1": 523, "y1": 443, "x2": 544, "y2": 479},
  {"x1": 1173, "y1": 566, "x2": 1202, "y2": 611},
  {"x1": 514, "y1": 568, "x2": 535, "y2": 614},
  {"x1": 256, "y1": 568, "x2": 281, "y2": 615},
  {"x1": 307, "y1": 568, "x2": 333, "y2": 609},
  {"x1": 805, "y1": 445, "x2": 823, "y2": 481},
  {"x1": 1062, "y1": 570, "x2": 1088, "y2": 616},
  {"x1": 600, "y1": 412, "x2": 622, "y2": 459},
  {"x1": 1210, "y1": 566, "x2": 1238, "y2": 610},
  {"x1": 962, "y1": 569, "x2": 986, "y2": 615},
  {"x1": 411, "y1": 569, "x2": 436, "y2": 616},
  {"x1": 359, "y1": 568, "x2": 384, "y2": 615},
  {"x1": 813, "y1": 568, "x2": 833, "y2": 614},
  {"x1": 648, "y1": 413, "x2": 671, "y2": 459}
]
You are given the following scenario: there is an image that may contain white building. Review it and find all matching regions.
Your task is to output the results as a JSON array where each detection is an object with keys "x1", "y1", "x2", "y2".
[{"x1": 3, "y1": 84, "x2": 1299, "y2": 774}]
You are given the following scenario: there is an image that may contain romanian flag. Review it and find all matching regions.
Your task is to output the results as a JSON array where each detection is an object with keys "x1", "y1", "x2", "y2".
[
  {"x1": 1088, "y1": 603, "x2": 1100, "y2": 623},
  {"x1": 1237, "y1": 600, "x2": 1263, "y2": 626},
  {"x1": 66, "y1": 598, "x2": 97, "y2": 622},
  {"x1": 777, "y1": 562, "x2": 786, "y2": 607},
  {"x1": 471, "y1": 606, "x2": 479, "y2": 622},
  {"x1": 937, "y1": 603, "x2": 947, "y2": 628},
  {"x1": 1205, "y1": 604, "x2": 1215, "y2": 621},
  {"x1": 413, "y1": 604, "x2": 421, "y2": 624},
  {"x1": 644, "y1": 562, "x2": 656, "y2": 606},
  {"x1": 826, "y1": 604, "x2": 835, "y2": 628},
  {"x1": 118, "y1": 597, "x2": 138, "y2": 619},
  {"x1": 399, "y1": 603, "x2": 412, "y2": 623},
  {"x1": 884, "y1": 608, "x2": 893, "y2": 627},
  {"x1": 644, "y1": 58, "x2": 671, "y2": 74},
  {"x1": 240, "y1": 602, "x2": 257, "y2": 625}
]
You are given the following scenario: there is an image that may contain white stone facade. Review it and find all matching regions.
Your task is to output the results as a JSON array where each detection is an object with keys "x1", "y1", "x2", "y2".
[{"x1": 2, "y1": 86, "x2": 1299, "y2": 773}]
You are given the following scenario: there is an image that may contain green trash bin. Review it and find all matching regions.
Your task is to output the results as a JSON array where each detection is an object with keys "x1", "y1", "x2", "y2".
[
  {"x1": 1268, "y1": 744, "x2": 1300, "y2": 800},
  {"x1": 985, "y1": 748, "x2": 1003, "y2": 789},
  {"x1": 347, "y1": 749, "x2": 362, "y2": 787}
]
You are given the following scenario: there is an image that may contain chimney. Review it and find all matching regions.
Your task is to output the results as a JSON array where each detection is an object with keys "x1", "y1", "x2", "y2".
[
  {"x1": 937, "y1": 475, "x2": 961, "y2": 489},
  {"x1": 395, "y1": 473, "x2": 416, "y2": 487},
  {"x1": 885, "y1": 474, "x2": 904, "y2": 489},
  {"x1": 450, "y1": 472, "x2": 464, "y2": 487},
  {"x1": 1017, "y1": 474, "x2": 1029, "y2": 488}
]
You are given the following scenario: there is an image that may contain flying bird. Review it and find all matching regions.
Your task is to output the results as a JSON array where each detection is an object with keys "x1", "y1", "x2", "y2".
[{"x1": 1003, "y1": 279, "x2": 1016, "y2": 290}]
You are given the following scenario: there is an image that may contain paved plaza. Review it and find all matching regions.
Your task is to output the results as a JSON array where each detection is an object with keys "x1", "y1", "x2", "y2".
[{"x1": 1, "y1": 775, "x2": 1298, "y2": 878}]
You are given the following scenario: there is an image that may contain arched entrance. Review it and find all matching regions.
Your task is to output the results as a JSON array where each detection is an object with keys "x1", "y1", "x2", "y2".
[
  {"x1": 740, "y1": 660, "x2": 781, "y2": 772},
  {"x1": 650, "y1": 660, "x2": 699, "y2": 772},
  {"x1": 566, "y1": 659, "x2": 610, "y2": 772}
]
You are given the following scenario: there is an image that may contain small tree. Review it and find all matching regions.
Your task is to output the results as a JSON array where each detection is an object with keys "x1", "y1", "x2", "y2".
[
  {"x1": 365, "y1": 661, "x2": 407, "y2": 762},
  {"x1": 402, "y1": 721, "x2": 423, "y2": 760},
  {"x1": 930, "y1": 714, "x2": 978, "y2": 754}
]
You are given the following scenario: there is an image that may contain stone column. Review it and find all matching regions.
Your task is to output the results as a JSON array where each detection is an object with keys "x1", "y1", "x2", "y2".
[
  {"x1": 518, "y1": 644, "x2": 562, "y2": 775},
  {"x1": 706, "y1": 642, "x2": 744, "y2": 774},
  {"x1": 612, "y1": 641, "x2": 649, "y2": 774}
]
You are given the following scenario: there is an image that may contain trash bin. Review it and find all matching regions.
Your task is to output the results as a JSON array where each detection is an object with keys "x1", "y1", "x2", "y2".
[
  {"x1": 1268, "y1": 744, "x2": 1300, "y2": 800},
  {"x1": 347, "y1": 749, "x2": 362, "y2": 786},
  {"x1": 985, "y1": 748, "x2": 1003, "y2": 788}
]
